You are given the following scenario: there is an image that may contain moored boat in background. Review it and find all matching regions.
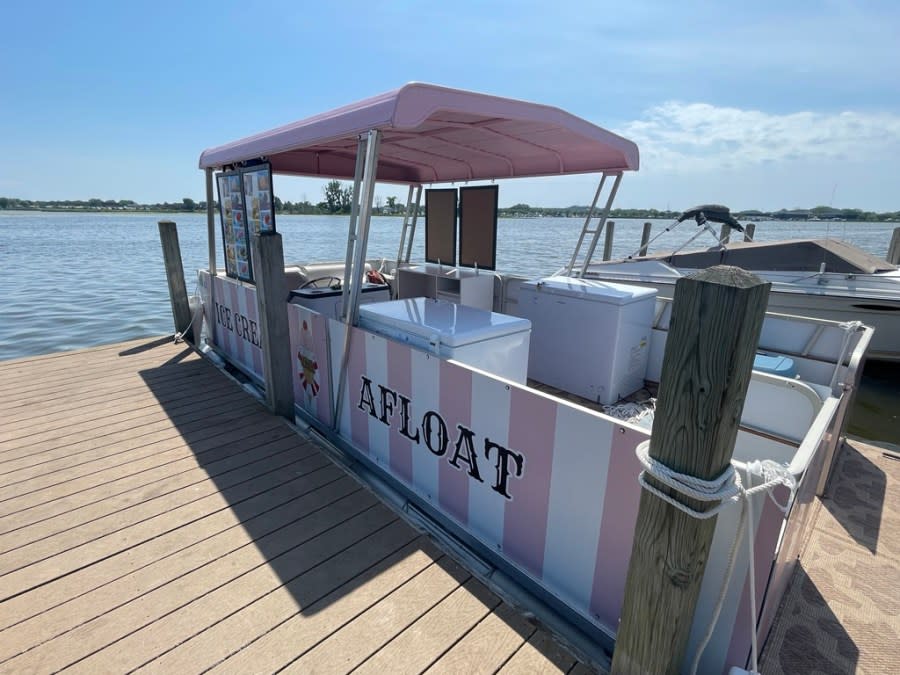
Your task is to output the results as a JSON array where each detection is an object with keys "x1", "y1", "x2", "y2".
[{"x1": 577, "y1": 205, "x2": 900, "y2": 361}]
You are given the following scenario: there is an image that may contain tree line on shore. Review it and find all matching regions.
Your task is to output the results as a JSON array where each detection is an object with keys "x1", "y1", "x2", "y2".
[{"x1": 2, "y1": 185, "x2": 898, "y2": 223}]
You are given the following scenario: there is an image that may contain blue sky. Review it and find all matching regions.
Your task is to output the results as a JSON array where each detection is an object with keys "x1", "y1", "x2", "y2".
[{"x1": 1, "y1": 0, "x2": 898, "y2": 211}]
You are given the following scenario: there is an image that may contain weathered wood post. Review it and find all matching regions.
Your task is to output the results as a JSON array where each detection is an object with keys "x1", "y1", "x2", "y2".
[
  {"x1": 252, "y1": 232, "x2": 294, "y2": 419},
  {"x1": 158, "y1": 220, "x2": 194, "y2": 344},
  {"x1": 743, "y1": 222, "x2": 756, "y2": 242},
  {"x1": 603, "y1": 221, "x2": 616, "y2": 261},
  {"x1": 638, "y1": 221, "x2": 652, "y2": 256},
  {"x1": 887, "y1": 226, "x2": 900, "y2": 264},
  {"x1": 611, "y1": 265, "x2": 770, "y2": 675},
  {"x1": 719, "y1": 223, "x2": 731, "y2": 244}
]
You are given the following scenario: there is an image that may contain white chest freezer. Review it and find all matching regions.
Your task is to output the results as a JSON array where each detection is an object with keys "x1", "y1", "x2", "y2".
[
  {"x1": 289, "y1": 283, "x2": 390, "y2": 318},
  {"x1": 517, "y1": 276, "x2": 656, "y2": 404},
  {"x1": 358, "y1": 297, "x2": 531, "y2": 384}
]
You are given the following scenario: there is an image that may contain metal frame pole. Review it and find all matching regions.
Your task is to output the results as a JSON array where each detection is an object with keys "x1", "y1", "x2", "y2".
[
  {"x1": 404, "y1": 185, "x2": 423, "y2": 264},
  {"x1": 396, "y1": 185, "x2": 415, "y2": 268},
  {"x1": 565, "y1": 174, "x2": 606, "y2": 275},
  {"x1": 579, "y1": 172, "x2": 622, "y2": 276},
  {"x1": 205, "y1": 168, "x2": 217, "y2": 275},
  {"x1": 347, "y1": 129, "x2": 382, "y2": 326},
  {"x1": 205, "y1": 168, "x2": 218, "y2": 344},
  {"x1": 333, "y1": 129, "x2": 382, "y2": 430},
  {"x1": 340, "y1": 137, "x2": 368, "y2": 321}
]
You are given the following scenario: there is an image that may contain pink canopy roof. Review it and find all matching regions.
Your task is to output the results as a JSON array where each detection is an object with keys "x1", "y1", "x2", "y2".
[{"x1": 198, "y1": 83, "x2": 639, "y2": 183}]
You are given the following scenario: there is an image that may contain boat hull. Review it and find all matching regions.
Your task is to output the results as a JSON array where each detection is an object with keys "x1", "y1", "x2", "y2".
[{"x1": 582, "y1": 268, "x2": 900, "y2": 362}]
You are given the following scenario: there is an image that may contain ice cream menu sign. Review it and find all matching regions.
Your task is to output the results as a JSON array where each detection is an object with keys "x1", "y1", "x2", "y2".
[
  {"x1": 216, "y1": 164, "x2": 277, "y2": 283},
  {"x1": 242, "y1": 165, "x2": 276, "y2": 235},
  {"x1": 216, "y1": 171, "x2": 253, "y2": 282}
]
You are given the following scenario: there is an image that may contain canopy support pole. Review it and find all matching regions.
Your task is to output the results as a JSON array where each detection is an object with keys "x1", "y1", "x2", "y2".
[
  {"x1": 405, "y1": 186, "x2": 423, "y2": 264},
  {"x1": 340, "y1": 136, "x2": 368, "y2": 321},
  {"x1": 333, "y1": 129, "x2": 382, "y2": 431},
  {"x1": 205, "y1": 168, "x2": 217, "y2": 344},
  {"x1": 205, "y1": 168, "x2": 216, "y2": 275}
]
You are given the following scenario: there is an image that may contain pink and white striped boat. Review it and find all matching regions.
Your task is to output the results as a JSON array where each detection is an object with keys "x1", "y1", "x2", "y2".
[{"x1": 194, "y1": 83, "x2": 873, "y2": 674}]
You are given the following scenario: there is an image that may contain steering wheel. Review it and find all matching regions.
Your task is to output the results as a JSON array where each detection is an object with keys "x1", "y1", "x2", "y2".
[{"x1": 299, "y1": 276, "x2": 342, "y2": 290}]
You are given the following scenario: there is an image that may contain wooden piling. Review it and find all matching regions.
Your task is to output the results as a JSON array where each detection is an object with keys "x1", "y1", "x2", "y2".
[
  {"x1": 611, "y1": 265, "x2": 770, "y2": 675},
  {"x1": 603, "y1": 221, "x2": 616, "y2": 261},
  {"x1": 887, "y1": 227, "x2": 900, "y2": 264},
  {"x1": 744, "y1": 222, "x2": 756, "y2": 242},
  {"x1": 638, "y1": 221, "x2": 652, "y2": 256},
  {"x1": 158, "y1": 220, "x2": 194, "y2": 344},
  {"x1": 718, "y1": 224, "x2": 731, "y2": 244},
  {"x1": 252, "y1": 232, "x2": 294, "y2": 419}
]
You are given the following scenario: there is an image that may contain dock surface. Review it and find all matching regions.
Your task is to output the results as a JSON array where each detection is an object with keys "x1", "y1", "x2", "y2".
[
  {"x1": 1, "y1": 337, "x2": 897, "y2": 674},
  {"x1": 0, "y1": 337, "x2": 583, "y2": 674}
]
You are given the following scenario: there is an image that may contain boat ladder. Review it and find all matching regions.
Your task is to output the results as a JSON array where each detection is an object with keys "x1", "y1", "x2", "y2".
[{"x1": 564, "y1": 171, "x2": 622, "y2": 277}]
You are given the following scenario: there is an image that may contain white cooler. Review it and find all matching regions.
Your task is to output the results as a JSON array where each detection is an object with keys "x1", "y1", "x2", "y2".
[
  {"x1": 358, "y1": 297, "x2": 531, "y2": 384},
  {"x1": 517, "y1": 276, "x2": 656, "y2": 404}
]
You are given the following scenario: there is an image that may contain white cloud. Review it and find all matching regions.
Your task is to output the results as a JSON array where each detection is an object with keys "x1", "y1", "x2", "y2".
[{"x1": 619, "y1": 103, "x2": 900, "y2": 172}]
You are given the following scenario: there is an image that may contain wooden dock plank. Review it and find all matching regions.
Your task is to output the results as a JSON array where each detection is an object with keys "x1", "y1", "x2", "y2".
[
  {"x1": 281, "y1": 556, "x2": 472, "y2": 674},
  {"x1": 0, "y1": 418, "x2": 290, "y2": 519},
  {"x1": 181, "y1": 540, "x2": 444, "y2": 675},
  {"x1": 0, "y1": 480, "x2": 369, "y2": 663},
  {"x1": 8, "y1": 502, "x2": 396, "y2": 673},
  {"x1": 67, "y1": 515, "x2": 417, "y2": 674},
  {"x1": 353, "y1": 577, "x2": 503, "y2": 675},
  {"x1": 0, "y1": 474, "x2": 358, "y2": 631},
  {"x1": 0, "y1": 337, "x2": 592, "y2": 675},
  {"x1": 0, "y1": 406, "x2": 268, "y2": 502},
  {"x1": 0, "y1": 434, "x2": 316, "y2": 552},
  {"x1": 497, "y1": 629, "x2": 579, "y2": 674},
  {"x1": 422, "y1": 602, "x2": 538, "y2": 675}
]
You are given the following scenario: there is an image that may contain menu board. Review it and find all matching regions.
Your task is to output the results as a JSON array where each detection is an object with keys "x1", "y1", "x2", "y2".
[
  {"x1": 216, "y1": 171, "x2": 253, "y2": 282},
  {"x1": 241, "y1": 164, "x2": 276, "y2": 234}
]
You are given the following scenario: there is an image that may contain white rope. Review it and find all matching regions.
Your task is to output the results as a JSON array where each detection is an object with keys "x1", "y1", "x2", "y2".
[
  {"x1": 634, "y1": 440, "x2": 797, "y2": 675},
  {"x1": 601, "y1": 399, "x2": 656, "y2": 425},
  {"x1": 174, "y1": 278, "x2": 202, "y2": 344}
]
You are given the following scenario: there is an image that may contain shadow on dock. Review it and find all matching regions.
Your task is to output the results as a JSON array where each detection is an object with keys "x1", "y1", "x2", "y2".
[
  {"x1": 822, "y1": 442, "x2": 888, "y2": 554},
  {"x1": 132, "y1": 341, "x2": 571, "y2": 671}
]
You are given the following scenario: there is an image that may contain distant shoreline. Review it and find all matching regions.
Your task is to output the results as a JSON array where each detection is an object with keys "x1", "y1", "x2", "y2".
[{"x1": 1, "y1": 205, "x2": 898, "y2": 223}]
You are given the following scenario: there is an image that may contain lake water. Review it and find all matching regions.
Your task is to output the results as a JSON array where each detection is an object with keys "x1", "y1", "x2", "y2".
[{"x1": 2, "y1": 211, "x2": 897, "y2": 442}]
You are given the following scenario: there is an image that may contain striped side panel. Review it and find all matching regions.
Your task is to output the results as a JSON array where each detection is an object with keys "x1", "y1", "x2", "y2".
[
  {"x1": 502, "y1": 388, "x2": 557, "y2": 579},
  {"x1": 386, "y1": 340, "x2": 414, "y2": 484},
  {"x1": 437, "y1": 360, "x2": 473, "y2": 524},
  {"x1": 226, "y1": 281, "x2": 248, "y2": 369},
  {"x1": 345, "y1": 327, "x2": 370, "y2": 451},
  {"x1": 311, "y1": 312, "x2": 332, "y2": 426},
  {"x1": 240, "y1": 284, "x2": 263, "y2": 377},
  {"x1": 365, "y1": 333, "x2": 390, "y2": 467},
  {"x1": 410, "y1": 351, "x2": 441, "y2": 503},
  {"x1": 542, "y1": 407, "x2": 617, "y2": 614},
  {"x1": 467, "y1": 373, "x2": 512, "y2": 551},
  {"x1": 589, "y1": 426, "x2": 646, "y2": 631},
  {"x1": 720, "y1": 486, "x2": 787, "y2": 673}
]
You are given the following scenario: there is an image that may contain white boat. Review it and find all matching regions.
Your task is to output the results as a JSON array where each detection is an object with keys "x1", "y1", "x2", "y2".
[
  {"x1": 576, "y1": 205, "x2": 900, "y2": 361},
  {"x1": 191, "y1": 83, "x2": 874, "y2": 674}
]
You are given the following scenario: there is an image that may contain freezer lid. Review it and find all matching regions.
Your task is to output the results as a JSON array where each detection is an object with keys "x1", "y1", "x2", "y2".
[
  {"x1": 358, "y1": 297, "x2": 531, "y2": 347},
  {"x1": 521, "y1": 275, "x2": 657, "y2": 305}
]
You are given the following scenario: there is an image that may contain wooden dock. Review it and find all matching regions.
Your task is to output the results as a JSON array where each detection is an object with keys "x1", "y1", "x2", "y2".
[
  {"x1": 0, "y1": 337, "x2": 586, "y2": 674},
  {"x1": 1, "y1": 336, "x2": 896, "y2": 674}
]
